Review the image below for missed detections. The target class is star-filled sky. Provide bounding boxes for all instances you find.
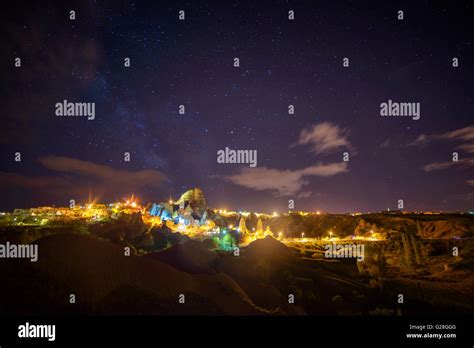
[1,0,473,213]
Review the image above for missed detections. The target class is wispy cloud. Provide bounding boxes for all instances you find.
[219,162,348,197]
[38,156,167,187]
[423,161,456,172]
[456,143,474,154]
[216,122,351,196]
[297,191,312,198]
[441,126,474,144]
[423,158,474,172]
[415,126,474,186]
[296,122,353,155]
[411,125,474,153]
[0,156,167,199]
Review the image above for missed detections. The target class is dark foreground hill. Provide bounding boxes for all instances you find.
[1,231,474,316]
[0,233,268,315]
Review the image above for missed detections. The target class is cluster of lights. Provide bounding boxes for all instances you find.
[216,209,280,218]
[4,194,395,243]
[216,209,232,216]
[215,208,287,218]
[124,200,138,207]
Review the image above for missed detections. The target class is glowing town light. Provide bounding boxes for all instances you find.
[301,232,304,238]
[131,202,137,207]
[228,224,233,229]
[273,212,278,217]
[316,211,320,215]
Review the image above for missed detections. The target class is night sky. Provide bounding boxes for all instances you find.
[1,0,473,213]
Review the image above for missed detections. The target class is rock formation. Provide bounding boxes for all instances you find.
[264,226,274,237]
[238,216,249,234]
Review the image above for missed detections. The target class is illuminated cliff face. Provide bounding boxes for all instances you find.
[176,188,206,209]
